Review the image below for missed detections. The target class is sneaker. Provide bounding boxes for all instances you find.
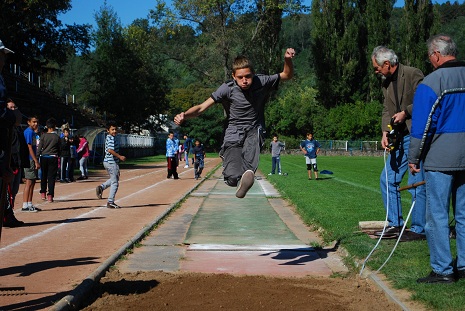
[4,214,25,227]
[278,172,282,175]
[107,202,121,209]
[417,271,455,284]
[236,170,255,199]
[96,185,103,199]
[21,205,40,212]
[184,165,189,168]
[77,176,85,180]
[40,192,46,200]
[268,173,274,175]
[374,226,403,238]
[47,194,53,203]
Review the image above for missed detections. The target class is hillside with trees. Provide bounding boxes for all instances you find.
[2,0,465,150]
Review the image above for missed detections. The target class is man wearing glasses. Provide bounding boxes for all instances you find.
[371,46,426,242]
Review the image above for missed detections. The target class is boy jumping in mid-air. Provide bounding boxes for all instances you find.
[96,121,126,208]
[174,48,295,198]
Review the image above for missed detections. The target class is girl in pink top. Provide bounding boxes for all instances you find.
[76,135,90,180]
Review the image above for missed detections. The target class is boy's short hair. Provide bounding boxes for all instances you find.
[63,128,70,133]
[46,118,57,129]
[106,120,118,129]
[232,55,254,74]
[27,115,38,121]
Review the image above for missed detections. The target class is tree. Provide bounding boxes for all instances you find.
[0,0,91,69]
[311,0,368,108]
[90,4,169,132]
[265,85,324,137]
[394,0,437,73]
[365,0,395,102]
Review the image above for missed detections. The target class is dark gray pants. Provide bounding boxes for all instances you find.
[220,125,264,187]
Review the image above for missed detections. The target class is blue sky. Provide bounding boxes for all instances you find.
[59,0,460,28]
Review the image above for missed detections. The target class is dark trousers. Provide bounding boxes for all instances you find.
[221,125,263,187]
[166,157,178,179]
[40,156,58,196]
[60,156,70,180]
[194,158,204,178]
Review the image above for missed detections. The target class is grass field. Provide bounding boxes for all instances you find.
[259,154,463,311]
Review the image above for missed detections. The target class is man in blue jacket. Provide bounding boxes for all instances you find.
[409,34,465,284]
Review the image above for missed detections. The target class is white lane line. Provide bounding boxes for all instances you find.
[1,160,217,252]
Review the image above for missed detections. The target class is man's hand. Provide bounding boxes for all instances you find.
[392,111,407,124]
[409,163,421,174]
[381,132,389,150]
[174,112,185,125]
[284,48,295,59]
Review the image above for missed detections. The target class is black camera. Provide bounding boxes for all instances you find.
[387,118,400,151]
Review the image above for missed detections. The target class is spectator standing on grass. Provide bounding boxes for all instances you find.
[371,45,426,242]
[38,118,60,203]
[192,139,205,180]
[174,48,295,198]
[59,128,71,183]
[300,132,320,180]
[409,34,465,283]
[166,132,179,179]
[96,121,126,209]
[76,135,89,180]
[22,115,41,212]
[269,135,285,175]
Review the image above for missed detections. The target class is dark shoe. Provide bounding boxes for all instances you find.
[4,214,24,227]
[60,180,67,183]
[417,271,455,284]
[456,269,465,280]
[399,231,427,242]
[374,226,402,238]
[77,176,85,180]
[107,202,121,209]
[236,170,255,198]
[21,205,40,213]
[96,185,103,199]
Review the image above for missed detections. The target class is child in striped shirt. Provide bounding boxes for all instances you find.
[96,120,126,208]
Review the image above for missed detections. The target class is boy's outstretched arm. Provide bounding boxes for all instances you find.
[279,48,295,81]
[174,97,216,125]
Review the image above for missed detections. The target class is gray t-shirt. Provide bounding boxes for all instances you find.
[270,141,285,157]
[211,74,280,128]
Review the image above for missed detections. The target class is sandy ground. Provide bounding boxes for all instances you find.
[80,270,402,311]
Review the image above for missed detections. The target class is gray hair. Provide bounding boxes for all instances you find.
[427,34,457,57]
[372,46,399,66]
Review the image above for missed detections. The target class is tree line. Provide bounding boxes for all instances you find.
[1,0,465,150]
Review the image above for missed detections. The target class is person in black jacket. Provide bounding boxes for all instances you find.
[59,128,71,183]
